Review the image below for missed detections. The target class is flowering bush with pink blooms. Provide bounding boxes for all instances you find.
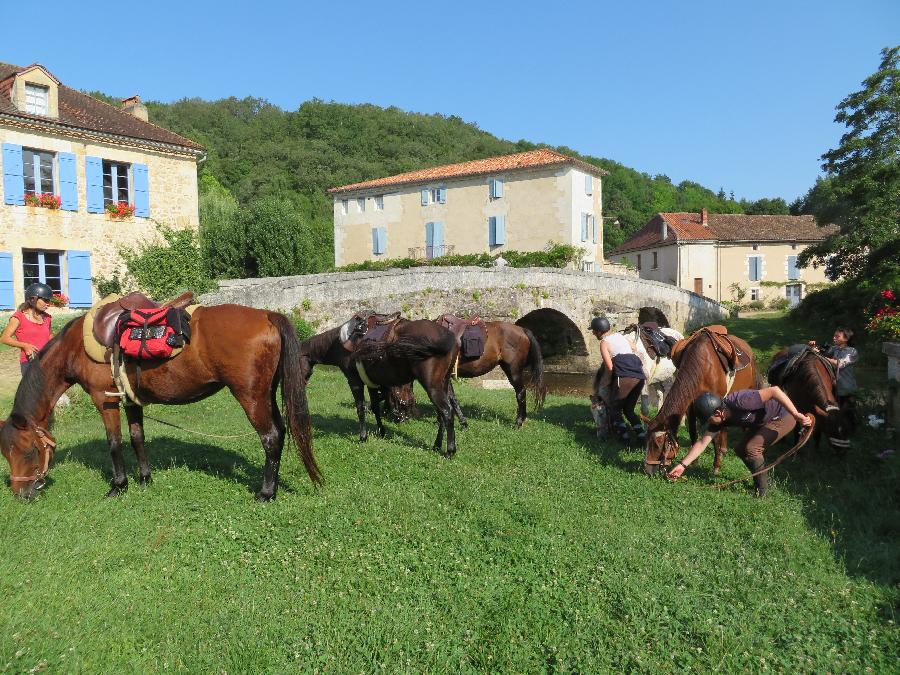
[867,289,900,341]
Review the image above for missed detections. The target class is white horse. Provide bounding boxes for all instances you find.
[590,326,683,438]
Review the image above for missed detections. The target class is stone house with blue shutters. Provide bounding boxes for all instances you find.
[0,62,203,310]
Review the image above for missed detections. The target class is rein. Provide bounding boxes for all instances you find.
[143,413,259,440]
[709,421,815,490]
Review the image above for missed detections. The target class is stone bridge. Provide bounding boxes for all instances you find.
[201,267,727,372]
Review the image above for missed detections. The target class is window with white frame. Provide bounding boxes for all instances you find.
[357,197,366,212]
[24,84,49,115]
[430,187,446,204]
[374,195,384,211]
[23,149,55,195]
[22,250,63,294]
[102,160,130,205]
[581,261,593,272]
[750,288,760,301]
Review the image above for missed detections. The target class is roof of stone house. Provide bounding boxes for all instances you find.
[328,148,608,194]
[0,62,203,152]
[609,212,839,255]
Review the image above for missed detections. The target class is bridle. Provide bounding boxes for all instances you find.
[8,424,57,484]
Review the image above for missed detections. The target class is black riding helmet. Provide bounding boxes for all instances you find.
[589,316,611,334]
[24,282,53,302]
[693,392,724,423]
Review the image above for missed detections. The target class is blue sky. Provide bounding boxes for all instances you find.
[3,1,897,201]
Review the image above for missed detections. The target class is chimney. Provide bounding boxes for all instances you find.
[701,208,709,227]
[121,95,148,122]
[660,217,668,240]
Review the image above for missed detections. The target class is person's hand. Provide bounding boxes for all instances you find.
[666,462,686,480]
[23,343,38,358]
[795,413,813,427]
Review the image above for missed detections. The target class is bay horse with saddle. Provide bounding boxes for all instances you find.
[1,292,321,500]
[643,325,761,475]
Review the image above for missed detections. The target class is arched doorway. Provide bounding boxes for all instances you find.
[516,308,589,372]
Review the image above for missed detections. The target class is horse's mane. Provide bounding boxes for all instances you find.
[791,354,836,406]
[300,326,341,363]
[648,338,710,429]
[11,318,78,420]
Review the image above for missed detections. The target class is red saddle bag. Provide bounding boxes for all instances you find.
[117,307,179,359]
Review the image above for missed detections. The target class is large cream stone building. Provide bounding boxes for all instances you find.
[0,62,203,308]
[610,210,837,306]
[329,149,609,271]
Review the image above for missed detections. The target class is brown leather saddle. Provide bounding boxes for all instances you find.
[93,291,196,348]
[359,311,402,344]
[671,325,750,373]
[436,314,484,340]
[624,322,659,359]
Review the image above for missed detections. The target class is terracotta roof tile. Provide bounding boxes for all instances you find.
[328,148,607,193]
[0,62,203,152]
[610,212,838,255]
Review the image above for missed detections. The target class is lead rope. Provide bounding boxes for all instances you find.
[708,421,815,490]
[142,413,258,440]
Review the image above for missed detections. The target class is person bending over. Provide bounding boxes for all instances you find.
[666,387,812,496]
[589,316,647,442]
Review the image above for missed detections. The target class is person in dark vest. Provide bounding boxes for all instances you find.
[666,388,812,496]
[590,316,646,441]
[1,283,53,375]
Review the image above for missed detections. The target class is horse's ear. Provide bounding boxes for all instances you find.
[9,413,28,430]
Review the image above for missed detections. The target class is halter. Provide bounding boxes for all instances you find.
[8,424,57,484]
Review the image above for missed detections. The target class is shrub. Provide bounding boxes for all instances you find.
[767,296,790,311]
[119,224,215,299]
[746,300,765,311]
[94,273,124,298]
[290,309,315,340]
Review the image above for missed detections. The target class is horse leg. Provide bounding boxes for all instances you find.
[91,393,127,497]
[124,405,151,486]
[713,430,727,476]
[449,381,468,430]
[350,381,368,442]
[500,362,527,427]
[641,393,650,418]
[233,388,286,501]
[369,387,386,437]
[422,377,455,457]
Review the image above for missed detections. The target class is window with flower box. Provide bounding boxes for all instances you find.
[102,160,130,206]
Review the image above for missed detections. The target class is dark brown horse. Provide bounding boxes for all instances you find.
[442,321,546,428]
[643,331,761,475]
[1,305,321,500]
[346,316,460,456]
[771,347,850,454]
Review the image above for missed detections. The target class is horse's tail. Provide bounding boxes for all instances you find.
[270,312,322,486]
[355,331,457,362]
[522,327,546,411]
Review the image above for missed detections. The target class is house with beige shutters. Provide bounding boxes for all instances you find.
[0,62,203,309]
[329,149,608,271]
[609,209,837,307]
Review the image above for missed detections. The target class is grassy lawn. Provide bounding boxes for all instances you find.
[0,314,897,672]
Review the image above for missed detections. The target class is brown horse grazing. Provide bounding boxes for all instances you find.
[770,347,850,454]
[643,330,761,475]
[1,305,321,501]
[346,316,460,456]
[441,320,546,428]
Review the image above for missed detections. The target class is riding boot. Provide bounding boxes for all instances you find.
[745,455,769,498]
[632,423,646,442]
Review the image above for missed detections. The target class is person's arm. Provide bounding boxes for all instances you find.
[758,386,812,426]
[666,431,715,478]
[835,348,858,369]
[0,316,38,356]
[601,340,613,372]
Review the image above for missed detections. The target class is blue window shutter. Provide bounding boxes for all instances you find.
[0,252,14,309]
[788,255,798,280]
[378,227,387,254]
[433,221,444,253]
[2,143,25,206]
[495,215,506,245]
[421,188,429,206]
[496,179,503,198]
[85,156,104,213]
[133,163,149,217]
[372,227,379,254]
[67,250,92,308]
[425,221,434,249]
[488,217,496,246]
[58,152,78,211]
[489,179,496,199]
[592,215,598,244]
[581,214,588,242]
[585,174,592,195]
[594,262,601,273]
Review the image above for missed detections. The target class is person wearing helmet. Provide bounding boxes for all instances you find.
[666,387,812,496]
[1,282,54,374]
[589,316,646,441]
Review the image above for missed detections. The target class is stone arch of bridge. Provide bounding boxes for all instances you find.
[515,307,589,372]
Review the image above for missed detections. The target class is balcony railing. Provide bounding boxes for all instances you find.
[408,245,456,260]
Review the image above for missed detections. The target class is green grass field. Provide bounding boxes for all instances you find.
[0,314,897,672]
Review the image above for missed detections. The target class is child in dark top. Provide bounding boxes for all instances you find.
[1,283,53,374]
[666,387,812,496]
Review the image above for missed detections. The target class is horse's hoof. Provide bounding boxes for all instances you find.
[459,421,469,431]
[713,467,721,476]
[445,450,456,459]
[515,419,527,428]
[139,474,152,487]
[256,492,275,502]
[106,483,127,498]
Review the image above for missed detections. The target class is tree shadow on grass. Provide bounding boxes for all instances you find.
[310,412,445,456]
[54,435,312,497]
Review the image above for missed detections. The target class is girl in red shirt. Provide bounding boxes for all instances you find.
[1,283,54,374]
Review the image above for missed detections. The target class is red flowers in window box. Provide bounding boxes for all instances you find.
[106,201,135,219]
[49,293,69,308]
[24,193,62,209]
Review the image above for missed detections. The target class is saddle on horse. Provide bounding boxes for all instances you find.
[361,311,402,344]
[91,291,196,351]
[671,325,750,373]
[436,314,486,360]
[626,322,678,360]
[768,344,835,386]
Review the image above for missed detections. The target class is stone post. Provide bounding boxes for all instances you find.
[883,342,900,431]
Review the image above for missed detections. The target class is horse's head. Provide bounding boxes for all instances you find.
[1,414,57,500]
[643,416,679,476]
[388,384,421,423]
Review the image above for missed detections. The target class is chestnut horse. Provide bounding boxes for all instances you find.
[771,347,850,454]
[643,332,761,475]
[1,305,321,501]
[345,316,460,456]
[445,321,546,428]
